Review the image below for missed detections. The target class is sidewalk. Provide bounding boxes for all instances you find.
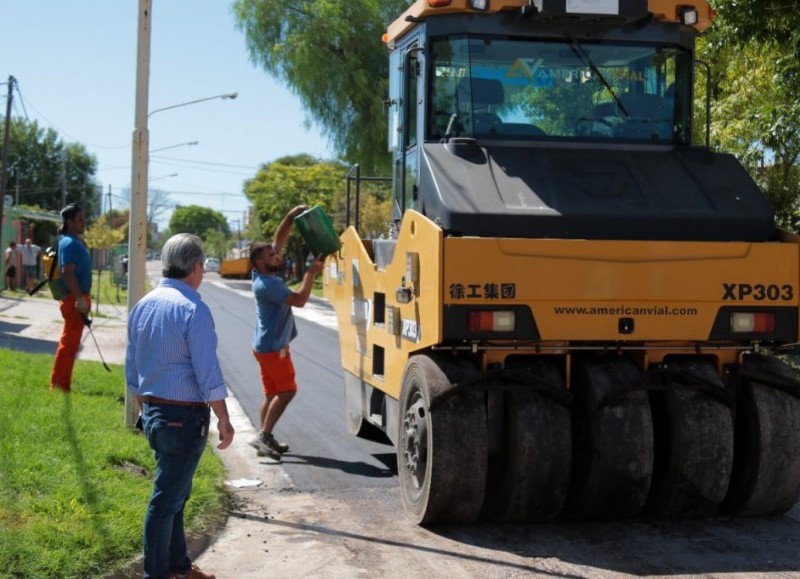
[0,288,363,579]
[0,291,128,365]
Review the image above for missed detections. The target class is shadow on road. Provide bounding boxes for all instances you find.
[229,510,582,578]
[280,453,394,478]
[430,515,800,576]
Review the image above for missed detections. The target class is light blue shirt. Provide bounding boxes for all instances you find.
[125,278,228,403]
[252,270,295,353]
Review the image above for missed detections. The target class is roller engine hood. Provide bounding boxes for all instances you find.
[416,142,775,242]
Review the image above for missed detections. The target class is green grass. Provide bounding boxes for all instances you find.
[0,350,228,579]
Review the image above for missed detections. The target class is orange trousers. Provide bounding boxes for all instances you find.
[50,294,91,392]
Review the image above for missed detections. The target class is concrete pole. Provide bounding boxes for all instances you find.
[125,0,152,427]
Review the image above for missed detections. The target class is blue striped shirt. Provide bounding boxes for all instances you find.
[125,278,228,403]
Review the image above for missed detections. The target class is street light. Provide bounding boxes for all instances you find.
[130,86,236,301]
[149,172,178,182]
[150,140,199,153]
[148,92,237,118]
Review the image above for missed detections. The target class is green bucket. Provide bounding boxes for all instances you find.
[294,206,341,256]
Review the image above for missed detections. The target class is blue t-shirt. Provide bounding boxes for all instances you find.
[58,233,92,294]
[252,270,295,353]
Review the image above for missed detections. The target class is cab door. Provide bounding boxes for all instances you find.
[388,36,423,229]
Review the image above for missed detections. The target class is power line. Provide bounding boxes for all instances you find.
[151,154,259,170]
[165,189,246,197]
[14,84,128,150]
[13,83,29,120]
[154,164,252,177]
[149,158,253,177]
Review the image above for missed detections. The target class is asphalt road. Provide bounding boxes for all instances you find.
[198,272,800,578]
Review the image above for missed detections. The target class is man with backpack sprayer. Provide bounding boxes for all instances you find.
[50,204,92,392]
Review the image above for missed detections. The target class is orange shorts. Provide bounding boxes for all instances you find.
[253,347,297,396]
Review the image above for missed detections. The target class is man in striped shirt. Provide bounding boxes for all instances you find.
[126,233,234,579]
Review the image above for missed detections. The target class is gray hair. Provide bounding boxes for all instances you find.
[161,233,205,279]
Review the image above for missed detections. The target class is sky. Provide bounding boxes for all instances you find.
[1,1,334,233]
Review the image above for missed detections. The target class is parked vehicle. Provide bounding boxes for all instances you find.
[203,257,220,273]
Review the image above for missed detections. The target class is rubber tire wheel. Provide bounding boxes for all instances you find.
[566,357,653,520]
[645,359,734,518]
[725,354,800,516]
[483,361,571,522]
[397,355,487,525]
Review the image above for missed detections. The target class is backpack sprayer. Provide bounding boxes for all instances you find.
[27,246,62,298]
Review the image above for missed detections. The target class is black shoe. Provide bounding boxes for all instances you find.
[248,435,281,460]
[266,432,289,454]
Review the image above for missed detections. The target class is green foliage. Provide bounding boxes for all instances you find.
[3,117,101,216]
[0,350,226,578]
[711,0,800,93]
[84,214,126,252]
[168,205,230,240]
[203,228,232,260]
[711,0,800,46]
[700,5,800,229]
[232,0,410,175]
[344,185,393,238]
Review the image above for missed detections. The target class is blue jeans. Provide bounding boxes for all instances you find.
[142,403,210,579]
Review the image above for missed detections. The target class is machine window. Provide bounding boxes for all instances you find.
[428,36,691,144]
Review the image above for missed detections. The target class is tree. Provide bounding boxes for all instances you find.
[232,0,410,175]
[711,0,800,94]
[203,228,231,260]
[331,173,392,238]
[83,214,126,314]
[3,117,101,215]
[119,185,172,246]
[711,0,800,51]
[244,155,346,272]
[704,41,799,225]
[84,214,126,251]
[147,187,173,230]
[698,5,800,228]
[168,205,229,241]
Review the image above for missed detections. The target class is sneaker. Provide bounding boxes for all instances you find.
[266,432,290,454]
[169,564,216,579]
[249,434,281,460]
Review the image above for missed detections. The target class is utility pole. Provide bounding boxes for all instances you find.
[125,0,152,427]
[107,184,112,224]
[0,76,15,290]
